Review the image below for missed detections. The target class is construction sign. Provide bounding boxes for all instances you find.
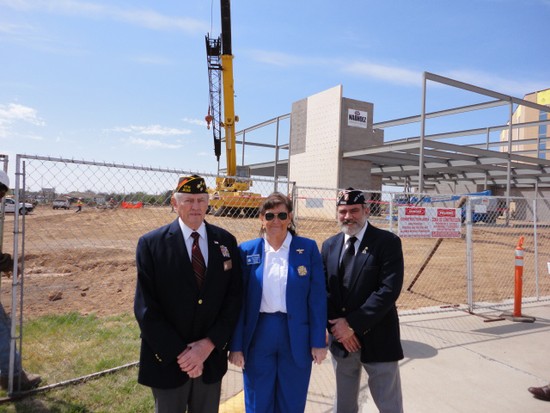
[398,206,461,238]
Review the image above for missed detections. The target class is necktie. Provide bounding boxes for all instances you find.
[340,236,357,288]
[191,232,206,289]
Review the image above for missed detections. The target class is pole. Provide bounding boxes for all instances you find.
[513,236,524,317]
[501,236,536,322]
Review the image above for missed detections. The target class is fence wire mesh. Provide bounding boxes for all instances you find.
[1,154,549,393]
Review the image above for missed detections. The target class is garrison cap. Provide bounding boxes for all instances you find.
[336,188,366,206]
[175,175,208,194]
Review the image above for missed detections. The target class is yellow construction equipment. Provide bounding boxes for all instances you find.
[205,0,263,217]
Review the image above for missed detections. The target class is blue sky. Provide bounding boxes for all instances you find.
[1,0,549,179]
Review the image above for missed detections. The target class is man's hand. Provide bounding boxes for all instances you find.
[177,338,215,377]
[329,318,355,342]
[228,351,245,368]
[340,334,361,353]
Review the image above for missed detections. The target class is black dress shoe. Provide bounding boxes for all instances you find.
[528,384,550,402]
[0,371,42,391]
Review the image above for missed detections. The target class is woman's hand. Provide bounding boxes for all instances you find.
[228,351,245,369]
[311,347,327,365]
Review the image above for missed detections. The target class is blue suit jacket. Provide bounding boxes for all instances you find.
[321,223,404,363]
[230,236,327,368]
[134,219,242,388]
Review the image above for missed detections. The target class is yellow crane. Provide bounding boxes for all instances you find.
[205,0,263,217]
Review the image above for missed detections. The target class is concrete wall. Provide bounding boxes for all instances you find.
[288,86,385,217]
[289,85,342,189]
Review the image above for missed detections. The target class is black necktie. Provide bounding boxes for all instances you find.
[340,236,357,288]
[191,232,206,289]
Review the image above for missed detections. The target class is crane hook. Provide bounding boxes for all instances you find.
[205,106,213,130]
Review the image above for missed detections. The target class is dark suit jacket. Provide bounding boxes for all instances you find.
[321,223,404,363]
[134,219,242,388]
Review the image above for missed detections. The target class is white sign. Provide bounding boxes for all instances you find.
[547,262,550,275]
[398,206,462,238]
[347,109,368,128]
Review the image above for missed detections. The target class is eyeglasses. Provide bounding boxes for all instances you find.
[264,212,288,221]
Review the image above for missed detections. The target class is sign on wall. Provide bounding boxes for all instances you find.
[347,109,368,128]
[398,206,461,238]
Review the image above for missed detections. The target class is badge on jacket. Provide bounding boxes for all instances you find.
[297,265,308,276]
[246,254,261,265]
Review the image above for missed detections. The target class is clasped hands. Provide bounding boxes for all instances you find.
[329,318,361,353]
[177,338,214,379]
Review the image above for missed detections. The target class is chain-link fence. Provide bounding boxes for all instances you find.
[1,154,550,393]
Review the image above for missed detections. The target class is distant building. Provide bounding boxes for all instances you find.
[500,88,550,160]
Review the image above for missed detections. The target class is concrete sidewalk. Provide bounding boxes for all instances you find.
[220,302,550,412]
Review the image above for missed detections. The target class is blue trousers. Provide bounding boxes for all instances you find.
[0,302,22,378]
[244,312,312,413]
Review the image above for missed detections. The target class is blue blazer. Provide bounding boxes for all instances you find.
[321,223,404,363]
[230,236,327,368]
[134,219,242,388]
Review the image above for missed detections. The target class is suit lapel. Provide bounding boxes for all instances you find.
[167,219,198,291]
[203,222,224,291]
[328,233,346,302]
[345,224,373,295]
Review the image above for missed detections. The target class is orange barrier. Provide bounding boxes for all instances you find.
[513,236,524,317]
[500,236,535,323]
[121,201,143,209]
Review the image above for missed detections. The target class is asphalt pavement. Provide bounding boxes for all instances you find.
[219,301,550,412]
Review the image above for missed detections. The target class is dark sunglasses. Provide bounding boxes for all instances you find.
[264,212,288,221]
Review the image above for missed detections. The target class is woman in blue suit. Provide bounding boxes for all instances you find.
[229,192,327,413]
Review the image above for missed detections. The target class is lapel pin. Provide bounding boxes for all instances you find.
[296,249,304,254]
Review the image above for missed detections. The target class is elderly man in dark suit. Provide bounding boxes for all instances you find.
[134,174,242,413]
[321,188,404,413]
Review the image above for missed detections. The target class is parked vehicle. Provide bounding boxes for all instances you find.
[2,198,34,215]
[52,198,71,210]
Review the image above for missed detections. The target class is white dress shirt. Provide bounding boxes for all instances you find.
[340,221,368,263]
[260,232,293,314]
[178,219,209,265]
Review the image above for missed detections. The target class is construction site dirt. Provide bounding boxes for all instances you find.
[1,206,549,320]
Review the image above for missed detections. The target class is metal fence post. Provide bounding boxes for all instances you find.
[533,198,539,299]
[466,197,474,312]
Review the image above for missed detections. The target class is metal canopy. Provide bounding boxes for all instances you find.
[344,139,550,188]
[242,72,550,191]
[347,72,550,191]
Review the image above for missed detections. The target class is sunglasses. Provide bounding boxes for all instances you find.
[264,212,288,221]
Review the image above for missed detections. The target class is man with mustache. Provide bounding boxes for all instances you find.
[321,188,404,413]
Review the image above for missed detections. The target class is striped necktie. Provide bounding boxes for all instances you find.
[191,232,206,289]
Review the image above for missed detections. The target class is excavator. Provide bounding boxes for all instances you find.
[204,0,263,217]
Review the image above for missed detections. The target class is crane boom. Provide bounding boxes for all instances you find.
[204,0,263,217]
[219,0,236,178]
[205,0,241,188]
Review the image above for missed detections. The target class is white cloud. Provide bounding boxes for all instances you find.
[247,50,311,67]
[125,137,182,149]
[0,103,45,138]
[0,103,44,125]
[182,117,206,127]
[247,49,422,86]
[0,0,207,33]
[343,62,421,86]
[444,69,549,97]
[111,125,191,136]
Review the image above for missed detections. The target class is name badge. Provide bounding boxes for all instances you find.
[246,254,261,265]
